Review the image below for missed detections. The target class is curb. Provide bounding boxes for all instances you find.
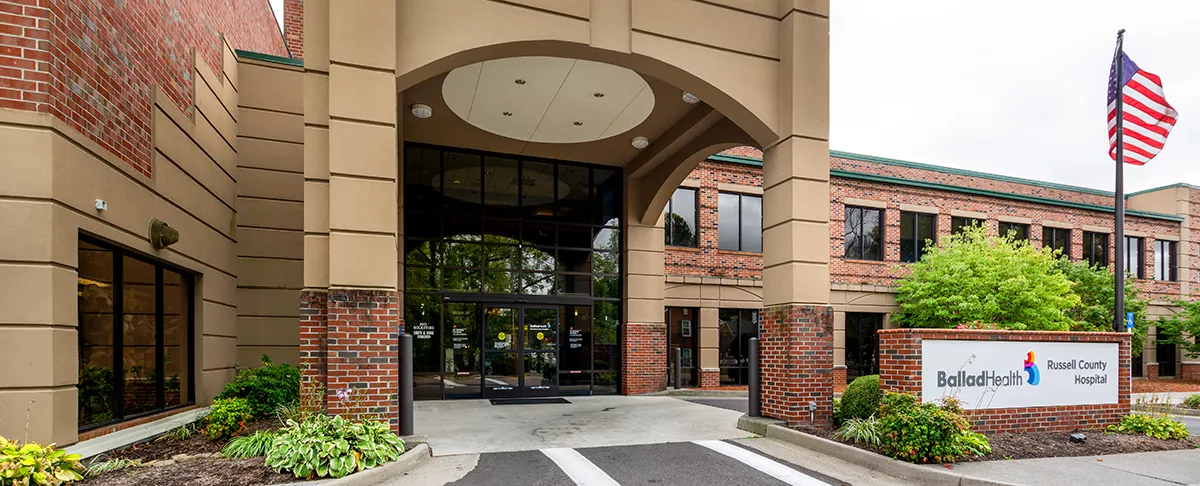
[737,416,1022,486]
[651,389,748,397]
[318,443,431,486]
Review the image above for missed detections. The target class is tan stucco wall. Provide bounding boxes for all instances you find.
[0,42,242,445]
[236,57,306,366]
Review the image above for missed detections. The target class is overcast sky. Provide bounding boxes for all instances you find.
[269,1,1197,193]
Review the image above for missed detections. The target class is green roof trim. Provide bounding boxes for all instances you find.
[235,49,303,67]
[1125,183,1197,198]
[830,150,1116,197]
[832,169,1185,222]
[707,153,763,167]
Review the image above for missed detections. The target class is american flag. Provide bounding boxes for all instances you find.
[1108,52,1177,165]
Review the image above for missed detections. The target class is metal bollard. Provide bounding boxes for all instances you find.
[400,333,414,436]
[674,347,683,389]
[748,337,760,417]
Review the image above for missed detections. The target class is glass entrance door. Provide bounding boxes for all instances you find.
[482,305,559,397]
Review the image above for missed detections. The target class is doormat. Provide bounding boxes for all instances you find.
[489,398,571,405]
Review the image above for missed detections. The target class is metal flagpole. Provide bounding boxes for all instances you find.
[1113,29,1126,333]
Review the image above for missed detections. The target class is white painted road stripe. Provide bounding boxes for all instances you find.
[692,440,827,486]
[541,448,621,486]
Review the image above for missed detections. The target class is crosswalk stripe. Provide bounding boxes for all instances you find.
[541,448,621,486]
[692,440,828,486]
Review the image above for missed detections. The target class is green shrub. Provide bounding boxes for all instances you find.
[0,435,85,485]
[1107,413,1190,440]
[876,393,989,463]
[266,415,405,479]
[221,431,278,459]
[216,356,301,419]
[833,417,882,447]
[831,398,844,426]
[1184,395,1200,409]
[840,375,880,421]
[203,398,254,442]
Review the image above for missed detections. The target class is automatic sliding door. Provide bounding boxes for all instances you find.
[444,303,482,399]
[522,307,558,396]
[483,306,520,397]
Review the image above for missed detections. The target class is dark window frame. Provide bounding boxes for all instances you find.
[1155,240,1178,281]
[718,192,763,252]
[717,308,759,386]
[1082,231,1109,268]
[843,206,884,261]
[899,211,937,263]
[998,222,1030,241]
[1042,226,1071,257]
[950,216,983,234]
[664,187,699,248]
[1123,236,1145,279]
[78,233,195,432]
[844,313,883,383]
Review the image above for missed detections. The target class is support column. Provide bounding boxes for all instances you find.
[698,306,721,387]
[301,0,402,432]
[622,210,667,394]
[759,1,834,428]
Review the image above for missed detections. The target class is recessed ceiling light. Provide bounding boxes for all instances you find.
[682,92,700,104]
[573,121,583,126]
[502,111,512,117]
[593,92,604,98]
[631,136,649,149]
[514,79,526,85]
[410,103,433,118]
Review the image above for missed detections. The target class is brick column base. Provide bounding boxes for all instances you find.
[759,305,834,428]
[299,288,403,433]
[700,369,720,388]
[1146,363,1160,380]
[1182,363,1200,381]
[622,322,667,394]
[833,365,847,386]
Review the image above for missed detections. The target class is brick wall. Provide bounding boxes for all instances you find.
[622,322,667,394]
[664,160,764,279]
[878,328,1131,433]
[283,0,301,59]
[27,0,289,177]
[759,304,835,427]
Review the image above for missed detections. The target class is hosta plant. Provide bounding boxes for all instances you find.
[265,414,405,479]
[1107,413,1190,440]
[0,436,85,485]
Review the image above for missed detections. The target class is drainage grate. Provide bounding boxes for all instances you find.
[489,397,571,405]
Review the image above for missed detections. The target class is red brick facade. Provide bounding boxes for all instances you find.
[1,0,287,176]
[878,328,1131,433]
[759,304,834,427]
[664,160,764,278]
[283,0,302,59]
[300,289,403,433]
[622,322,667,394]
[700,369,720,388]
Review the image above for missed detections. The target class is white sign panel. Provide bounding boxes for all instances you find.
[921,340,1119,410]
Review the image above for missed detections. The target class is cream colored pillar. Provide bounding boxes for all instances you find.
[698,307,720,387]
[622,208,667,394]
[301,0,402,431]
[758,0,834,427]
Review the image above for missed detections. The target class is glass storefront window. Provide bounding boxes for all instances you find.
[717,309,759,385]
[844,313,883,383]
[78,236,193,430]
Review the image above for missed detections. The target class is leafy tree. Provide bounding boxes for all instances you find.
[1057,259,1148,356]
[666,213,696,247]
[1154,300,1200,359]
[893,226,1080,330]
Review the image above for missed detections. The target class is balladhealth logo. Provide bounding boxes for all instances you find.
[1023,350,1041,386]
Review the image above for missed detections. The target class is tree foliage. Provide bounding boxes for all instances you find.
[893,226,1080,330]
[1057,259,1147,356]
[1155,299,1200,359]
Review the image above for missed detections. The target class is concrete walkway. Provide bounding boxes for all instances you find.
[412,395,746,456]
[950,449,1200,486]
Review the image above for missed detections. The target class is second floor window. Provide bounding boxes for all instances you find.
[1043,227,1070,257]
[951,216,983,234]
[998,222,1030,241]
[899,212,936,263]
[1083,231,1108,267]
[1124,236,1145,279]
[1155,240,1178,281]
[718,193,763,252]
[844,206,883,261]
[664,188,698,247]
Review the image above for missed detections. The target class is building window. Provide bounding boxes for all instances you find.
[950,216,983,234]
[899,212,936,263]
[1082,231,1108,267]
[844,206,883,261]
[665,188,698,247]
[78,235,194,430]
[998,222,1029,241]
[1042,227,1070,257]
[666,307,699,387]
[1156,327,1177,377]
[844,313,883,383]
[1123,236,1144,279]
[1155,240,1178,281]
[717,309,759,385]
[717,193,763,252]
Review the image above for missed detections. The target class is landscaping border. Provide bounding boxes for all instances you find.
[317,443,431,486]
[737,416,1021,486]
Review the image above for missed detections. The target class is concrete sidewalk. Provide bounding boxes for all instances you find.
[949,449,1200,486]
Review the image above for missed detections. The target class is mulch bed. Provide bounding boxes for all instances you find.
[797,424,1199,464]
[1133,379,1200,394]
[79,419,299,486]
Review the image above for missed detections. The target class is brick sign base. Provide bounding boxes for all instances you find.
[879,329,1131,433]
